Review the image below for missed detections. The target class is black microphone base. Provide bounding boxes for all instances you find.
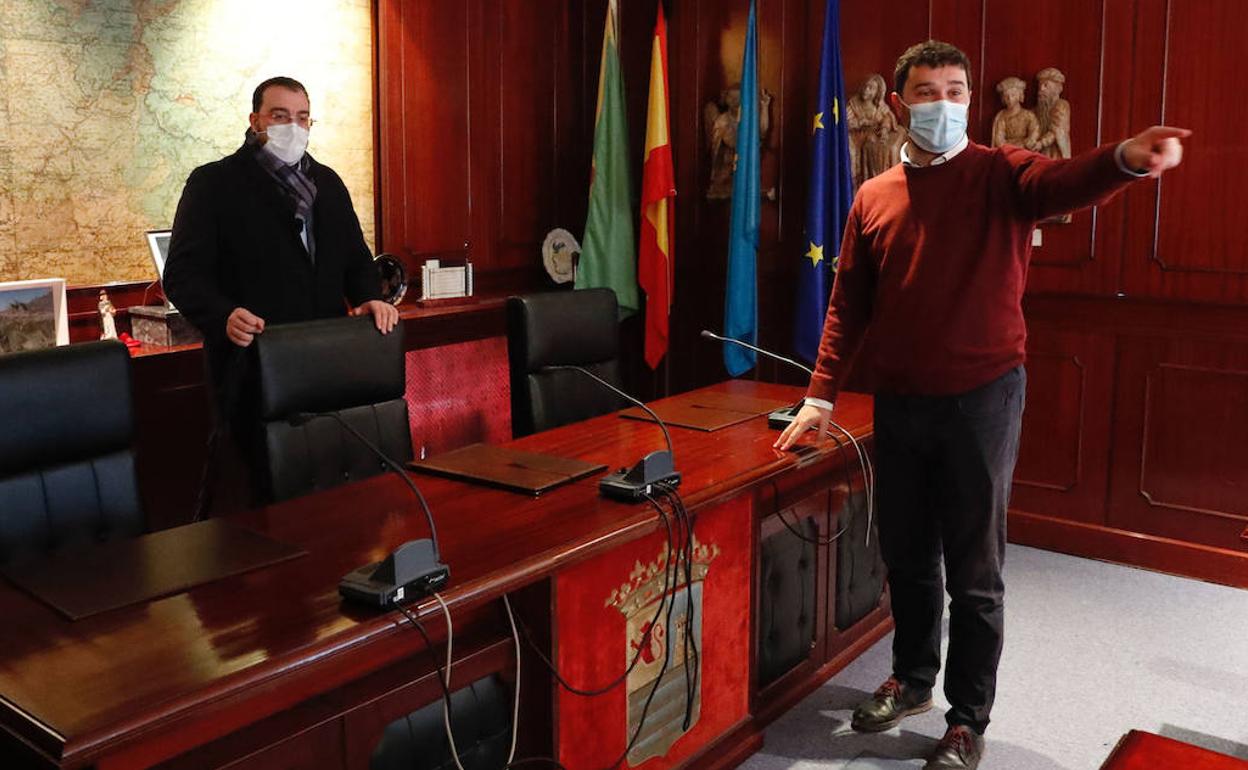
[767,402,804,431]
[599,470,682,501]
[339,538,450,608]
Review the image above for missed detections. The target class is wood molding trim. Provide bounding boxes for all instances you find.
[1008,508,1248,588]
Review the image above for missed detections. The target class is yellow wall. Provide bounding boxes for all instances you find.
[0,0,375,286]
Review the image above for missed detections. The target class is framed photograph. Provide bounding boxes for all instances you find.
[0,278,69,354]
[145,229,175,309]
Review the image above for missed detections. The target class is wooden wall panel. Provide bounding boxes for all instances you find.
[377,0,578,297]
[981,0,1119,295]
[1121,0,1248,304]
[378,0,473,259]
[1108,334,1248,551]
[1011,326,1115,525]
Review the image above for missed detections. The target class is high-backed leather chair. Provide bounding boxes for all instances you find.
[0,341,143,565]
[254,315,412,502]
[371,675,512,770]
[505,288,625,438]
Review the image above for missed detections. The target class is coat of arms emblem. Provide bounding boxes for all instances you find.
[605,535,720,764]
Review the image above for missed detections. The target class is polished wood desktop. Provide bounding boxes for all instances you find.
[0,381,885,770]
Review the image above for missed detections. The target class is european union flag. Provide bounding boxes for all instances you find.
[723,0,760,376]
[793,0,854,363]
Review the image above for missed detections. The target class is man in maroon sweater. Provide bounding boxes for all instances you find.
[775,41,1188,769]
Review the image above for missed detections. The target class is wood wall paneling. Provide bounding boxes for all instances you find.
[1108,334,1248,551]
[1011,326,1115,525]
[1121,0,1248,304]
[983,0,1108,286]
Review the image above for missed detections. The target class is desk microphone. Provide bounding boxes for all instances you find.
[541,365,681,501]
[289,411,450,606]
[700,329,810,430]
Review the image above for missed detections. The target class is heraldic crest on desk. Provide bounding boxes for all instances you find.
[606,536,721,763]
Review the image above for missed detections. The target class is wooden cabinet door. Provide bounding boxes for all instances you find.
[1107,333,1248,552]
[1012,324,1115,525]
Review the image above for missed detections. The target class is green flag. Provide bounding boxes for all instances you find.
[576,0,638,318]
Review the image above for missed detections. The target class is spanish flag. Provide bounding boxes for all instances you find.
[638,3,675,369]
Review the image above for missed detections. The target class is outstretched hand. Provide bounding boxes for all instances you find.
[1121,126,1192,178]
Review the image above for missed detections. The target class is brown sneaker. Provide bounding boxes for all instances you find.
[850,676,934,732]
[924,725,985,769]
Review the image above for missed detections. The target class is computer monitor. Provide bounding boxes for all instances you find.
[144,229,175,310]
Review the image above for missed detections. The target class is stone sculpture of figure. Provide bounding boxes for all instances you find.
[1034,67,1071,160]
[1034,67,1073,222]
[991,76,1041,150]
[847,73,902,191]
[98,290,117,340]
[704,84,772,200]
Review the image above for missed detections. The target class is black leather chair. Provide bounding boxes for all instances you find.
[505,288,625,438]
[835,490,886,630]
[0,341,143,565]
[371,675,512,770]
[253,315,412,503]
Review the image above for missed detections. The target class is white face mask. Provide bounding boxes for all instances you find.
[904,99,968,154]
[261,123,309,165]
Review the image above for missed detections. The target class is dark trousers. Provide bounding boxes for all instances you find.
[873,365,1025,734]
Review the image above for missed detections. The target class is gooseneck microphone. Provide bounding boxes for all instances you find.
[700,329,814,376]
[700,329,811,429]
[290,410,450,605]
[542,365,681,501]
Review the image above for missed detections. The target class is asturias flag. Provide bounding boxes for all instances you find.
[792,0,854,363]
[639,3,675,369]
[723,0,761,377]
[576,0,639,318]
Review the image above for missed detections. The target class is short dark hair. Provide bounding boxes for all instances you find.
[251,76,309,112]
[893,40,973,95]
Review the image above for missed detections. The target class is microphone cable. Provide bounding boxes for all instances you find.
[653,483,699,732]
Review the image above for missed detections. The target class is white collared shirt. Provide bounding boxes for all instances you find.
[900,134,970,167]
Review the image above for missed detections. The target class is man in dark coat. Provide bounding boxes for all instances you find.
[164,76,398,504]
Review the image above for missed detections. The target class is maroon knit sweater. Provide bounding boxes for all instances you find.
[806,141,1137,403]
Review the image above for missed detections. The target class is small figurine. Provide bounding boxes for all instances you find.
[992,76,1041,150]
[98,290,117,340]
[847,73,904,191]
[703,84,772,200]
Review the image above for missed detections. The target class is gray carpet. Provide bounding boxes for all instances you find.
[743,544,1248,770]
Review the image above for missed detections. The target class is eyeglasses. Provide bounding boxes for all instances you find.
[263,109,314,128]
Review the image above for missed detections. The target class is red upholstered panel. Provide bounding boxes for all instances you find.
[404,337,512,457]
[554,496,753,769]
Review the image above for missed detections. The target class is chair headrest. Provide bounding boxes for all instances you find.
[0,341,133,475]
[255,315,406,420]
[506,289,619,372]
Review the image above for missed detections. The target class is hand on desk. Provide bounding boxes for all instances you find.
[774,403,831,451]
[226,307,265,347]
[352,299,399,334]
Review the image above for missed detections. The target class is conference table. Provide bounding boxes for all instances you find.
[0,380,888,770]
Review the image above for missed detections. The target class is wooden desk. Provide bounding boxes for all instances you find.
[0,381,886,769]
[1101,730,1248,769]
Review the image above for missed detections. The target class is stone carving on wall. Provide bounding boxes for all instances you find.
[703,84,772,200]
[991,76,1041,151]
[847,73,904,192]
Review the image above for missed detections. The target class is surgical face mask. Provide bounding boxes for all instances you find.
[261,123,309,165]
[903,99,968,154]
